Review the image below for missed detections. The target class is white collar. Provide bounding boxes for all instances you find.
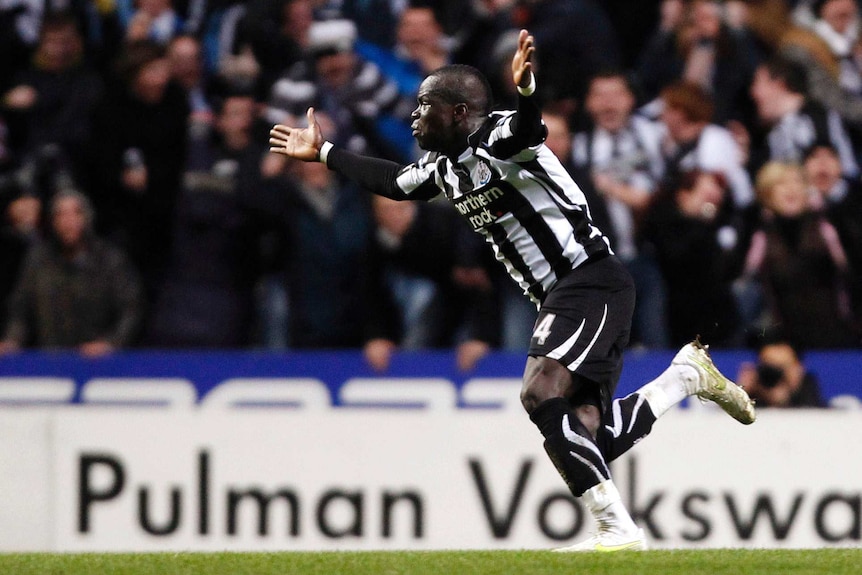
[812,18,859,57]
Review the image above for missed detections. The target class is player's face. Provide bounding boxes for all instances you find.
[411,76,457,152]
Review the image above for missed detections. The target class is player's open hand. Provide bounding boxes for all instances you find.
[512,29,535,91]
[269,107,323,162]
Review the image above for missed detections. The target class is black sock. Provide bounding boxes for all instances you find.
[529,397,610,497]
[596,393,658,462]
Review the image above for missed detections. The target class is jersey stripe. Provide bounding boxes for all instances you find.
[487,223,545,302]
[396,108,612,304]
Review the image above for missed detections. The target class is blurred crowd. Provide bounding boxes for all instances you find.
[1,0,862,370]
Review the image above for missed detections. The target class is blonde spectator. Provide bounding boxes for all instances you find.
[742,161,859,349]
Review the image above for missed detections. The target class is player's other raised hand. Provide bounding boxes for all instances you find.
[512,29,535,91]
[269,107,323,162]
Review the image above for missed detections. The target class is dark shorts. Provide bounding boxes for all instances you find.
[528,255,636,410]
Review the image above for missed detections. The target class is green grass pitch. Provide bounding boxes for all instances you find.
[1,549,860,575]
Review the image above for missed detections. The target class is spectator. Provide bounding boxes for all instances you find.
[355,5,455,160]
[658,80,754,209]
[244,114,374,349]
[742,161,859,349]
[515,0,623,107]
[119,0,187,45]
[168,33,210,108]
[637,0,758,124]
[393,5,451,76]
[482,28,523,110]
[91,40,189,306]
[0,2,97,66]
[266,19,415,162]
[803,142,862,326]
[451,0,517,80]
[337,0,402,49]
[743,0,862,128]
[602,0,662,69]
[146,92,262,347]
[0,188,143,356]
[364,195,497,371]
[749,55,859,178]
[0,193,40,334]
[642,170,744,347]
[1,11,104,188]
[280,159,372,349]
[806,0,862,98]
[194,0,248,79]
[737,336,827,407]
[356,5,452,104]
[570,71,669,348]
[235,0,314,96]
[167,34,214,134]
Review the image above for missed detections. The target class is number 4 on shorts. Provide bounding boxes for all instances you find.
[532,313,556,346]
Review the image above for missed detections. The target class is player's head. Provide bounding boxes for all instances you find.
[412,65,492,155]
[427,65,493,117]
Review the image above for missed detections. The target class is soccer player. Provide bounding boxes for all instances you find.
[269,29,756,552]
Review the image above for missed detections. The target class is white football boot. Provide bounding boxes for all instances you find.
[553,527,647,553]
[674,338,756,424]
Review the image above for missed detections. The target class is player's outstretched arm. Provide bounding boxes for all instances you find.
[512,29,535,91]
[269,107,323,162]
[500,29,544,151]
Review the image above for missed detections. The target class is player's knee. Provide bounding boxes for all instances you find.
[520,386,543,414]
[520,357,571,414]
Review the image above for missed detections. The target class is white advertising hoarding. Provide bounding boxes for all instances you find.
[0,408,859,551]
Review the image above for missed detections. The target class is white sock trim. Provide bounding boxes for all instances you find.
[582,480,621,513]
[638,364,699,417]
[582,480,639,535]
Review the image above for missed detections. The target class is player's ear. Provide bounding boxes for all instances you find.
[453,102,468,121]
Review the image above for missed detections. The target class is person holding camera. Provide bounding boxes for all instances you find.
[737,337,826,408]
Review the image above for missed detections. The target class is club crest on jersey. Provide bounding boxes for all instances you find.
[477,162,492,185]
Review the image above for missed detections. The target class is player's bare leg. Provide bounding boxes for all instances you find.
[523,338,756,552]
[521,356,646,552]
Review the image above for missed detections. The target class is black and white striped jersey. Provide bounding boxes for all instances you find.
[326,98,613,307]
